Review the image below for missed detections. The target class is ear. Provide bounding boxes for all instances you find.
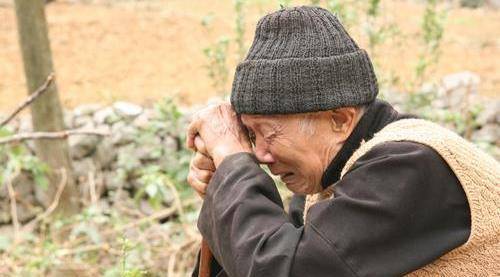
[330,107,359,142]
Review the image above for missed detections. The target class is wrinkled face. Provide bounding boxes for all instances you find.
[240,112,342,195]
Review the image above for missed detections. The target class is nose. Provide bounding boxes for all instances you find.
[253,142,275,164]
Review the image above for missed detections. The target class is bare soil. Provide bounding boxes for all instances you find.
[1,0,498,112]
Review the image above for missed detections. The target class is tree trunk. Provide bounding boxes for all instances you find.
[13,0,78,215]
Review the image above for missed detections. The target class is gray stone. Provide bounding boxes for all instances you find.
[73,115,95,129]
[17,195,42,223]
[94,137,117,169]
[93,107,121,125]
[476,101,500,126]
[72,158,96,180]
[132,109,154,129]
[471,124,499,144]
[135,139,162,161]
[103,171,122,191]
[0,202,11,224]
[111,122,137,146]
[113,101,143,120]
[439,71,480,108]
[0,194,41,223]
[0,172,34,199]
[69,132,100,159]
[73,104,102,117]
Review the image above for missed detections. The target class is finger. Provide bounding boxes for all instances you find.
[194,136,209,156]
[195,169,213,184]
[186,115,201,151]
[193,152,216,171]
[190,158,214,183]
[187,172,208,198]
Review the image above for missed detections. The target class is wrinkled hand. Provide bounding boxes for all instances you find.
[186,103,252,167]
[187,136,215,198]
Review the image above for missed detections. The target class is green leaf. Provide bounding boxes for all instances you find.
[145,184,158,198]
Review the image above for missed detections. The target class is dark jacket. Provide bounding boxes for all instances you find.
[193,100,471,277]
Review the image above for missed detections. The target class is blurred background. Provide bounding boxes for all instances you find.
[0,0,498,276]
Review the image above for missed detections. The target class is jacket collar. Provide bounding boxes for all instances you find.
[320,99,411,189]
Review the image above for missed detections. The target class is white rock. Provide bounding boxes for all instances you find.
[113,101,143,119]
[93,107,119,125]
[439,71,480,108]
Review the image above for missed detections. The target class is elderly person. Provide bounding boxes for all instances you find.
[187,6,499,277]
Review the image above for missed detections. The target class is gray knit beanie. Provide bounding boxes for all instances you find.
[230,6,378,114]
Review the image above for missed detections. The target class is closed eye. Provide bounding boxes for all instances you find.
[248,129,256,146]
[264,133,276,145]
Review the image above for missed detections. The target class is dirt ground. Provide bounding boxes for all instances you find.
[0,0,499,112]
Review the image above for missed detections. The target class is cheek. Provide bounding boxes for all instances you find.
[292,158,324,192]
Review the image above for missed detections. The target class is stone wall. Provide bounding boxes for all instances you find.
[0,81,498,225]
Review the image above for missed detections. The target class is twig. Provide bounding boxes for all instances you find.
[22,168,67,233]
[0,73,55,127]
[88,171,98,205]
[65,198,199,249]
[112,205,177,235]
[165,179,199,240]
[56,243,114,257]
[168,251,176,277]
[0,129,109,145]
[6,168,21,241]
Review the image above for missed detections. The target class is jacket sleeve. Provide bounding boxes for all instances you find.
[197,141,470,277]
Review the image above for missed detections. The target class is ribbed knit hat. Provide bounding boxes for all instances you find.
[230,6,378,114]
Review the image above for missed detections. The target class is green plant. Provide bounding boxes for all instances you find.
[119,237,147,277]
[413,0,446,88]
[278,0,293,8]
[0,127,49,190]
[326,0,359,29]
[203,37,230,96]
[201,13,231,96]
[132,98,192,207]
[234,0,247,62]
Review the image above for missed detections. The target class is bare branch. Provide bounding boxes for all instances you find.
[22,168,67,233]
[6,168,21,241]
[0,73,55,127]
[0,129,110,145]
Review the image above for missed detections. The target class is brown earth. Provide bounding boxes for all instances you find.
[0,0,499,112]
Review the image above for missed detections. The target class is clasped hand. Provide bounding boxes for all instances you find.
[186,103,252,197]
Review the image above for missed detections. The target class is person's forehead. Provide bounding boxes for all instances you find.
[240,114,283,128]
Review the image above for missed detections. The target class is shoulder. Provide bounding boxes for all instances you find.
[347,140,451,176]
